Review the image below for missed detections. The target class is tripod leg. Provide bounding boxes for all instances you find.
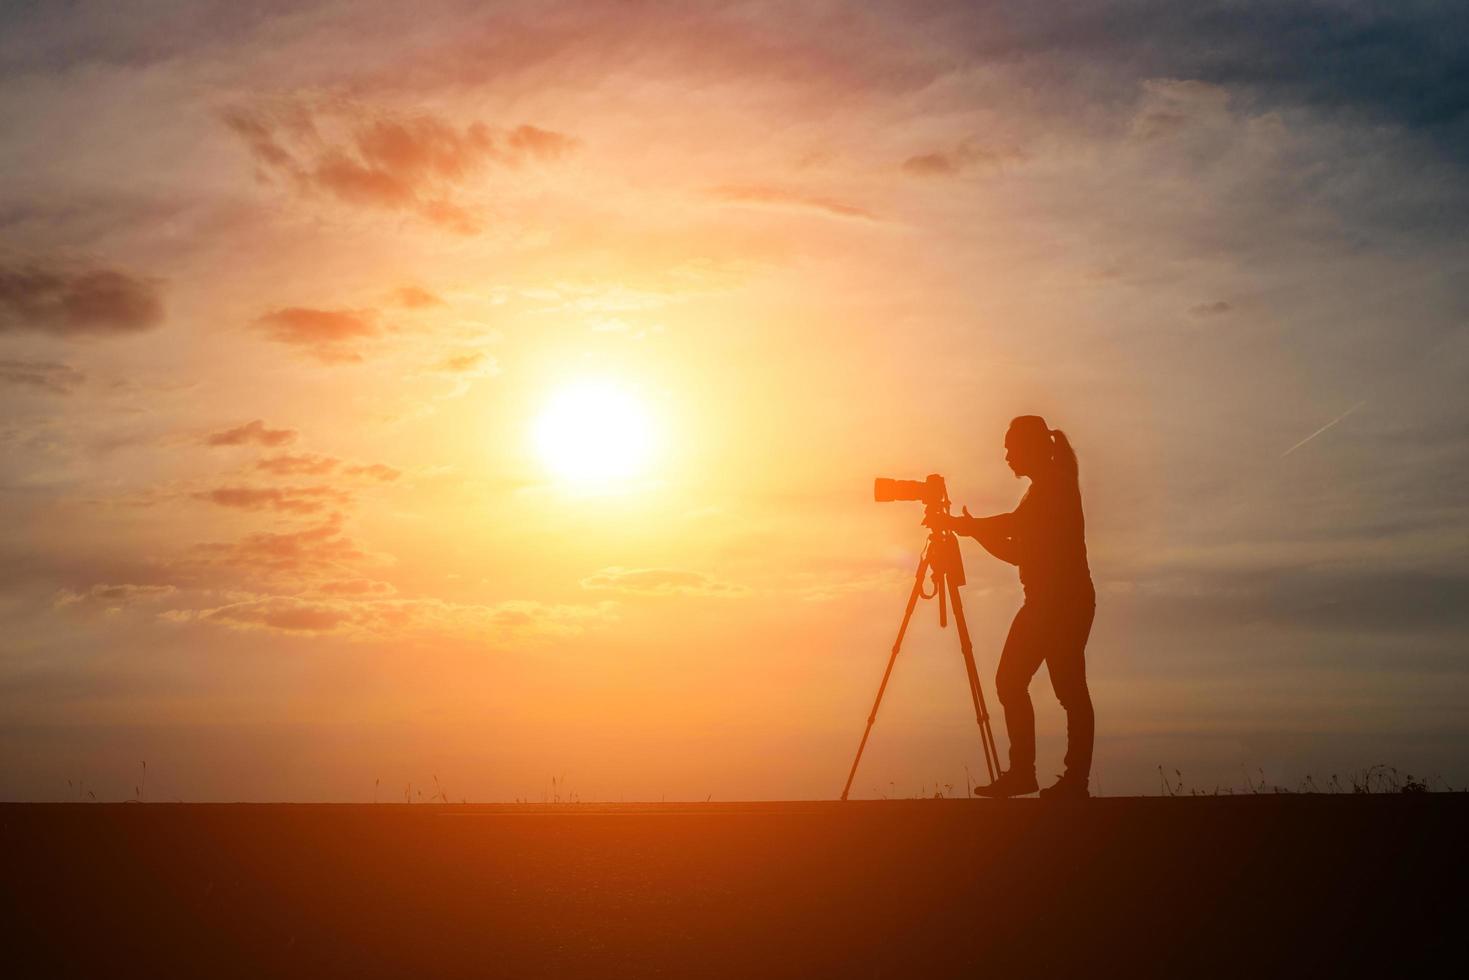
[840,554,930,801]
[947,577,1000,783]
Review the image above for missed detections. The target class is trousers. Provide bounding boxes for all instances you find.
[995,590,1096,778]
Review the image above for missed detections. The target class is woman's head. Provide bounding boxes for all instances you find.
[1005,415,1078,481]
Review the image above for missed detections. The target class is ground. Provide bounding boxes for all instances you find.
[6,797,1466,976]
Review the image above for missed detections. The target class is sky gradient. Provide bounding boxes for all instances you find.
[2,0,1467,801]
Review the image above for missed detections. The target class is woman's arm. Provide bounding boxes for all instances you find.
[929,510,1020,565]
[967,515,1019,565]
[957,512,1014,538]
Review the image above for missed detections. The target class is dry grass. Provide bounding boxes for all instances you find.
[1158,764,1449,796]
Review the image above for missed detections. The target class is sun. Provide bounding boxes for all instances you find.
[533,379,658,487]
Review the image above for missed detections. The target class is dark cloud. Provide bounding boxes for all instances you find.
[902,141,1026,177]
[0,2,292,74]
[580,566,749,598]
[710,185,877,221]
[329,3,1468,167]
[1127,562,1469,638]
[222,101,578,234]
[19,3,1469,164]
[1190,301,1232,318]
[193,485,351,514]
[0,359,84,394]
[902,152,962,177]
[0,545,179,600]
[256,453,340,476]
[206,420,298,447]
[928,1,1469,161]
[54,583,177,610]
[252,307,377,363]
[0,260,163,337]
[1279,567,1469,635]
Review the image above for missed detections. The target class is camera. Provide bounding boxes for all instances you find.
[875,473,963,585]
[874,474,948,507]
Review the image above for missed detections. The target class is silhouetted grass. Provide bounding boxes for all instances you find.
[1159,764,1450,796]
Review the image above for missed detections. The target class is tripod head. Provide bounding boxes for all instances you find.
[872,472,968,625]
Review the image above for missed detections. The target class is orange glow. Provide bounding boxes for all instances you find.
[3,2,1461,805]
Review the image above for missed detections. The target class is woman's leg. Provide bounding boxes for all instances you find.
[996,604,1047,773]
[1045,600,1097,780]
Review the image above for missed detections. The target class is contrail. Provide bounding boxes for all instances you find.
[1281,401,1366,457]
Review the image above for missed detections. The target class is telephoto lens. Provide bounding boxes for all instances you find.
[874,474,945,504]
[875,477,925,502]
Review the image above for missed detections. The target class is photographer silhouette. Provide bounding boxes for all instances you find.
[926,416,1096,799]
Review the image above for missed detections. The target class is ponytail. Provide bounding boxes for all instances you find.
[1050,428,1079,481]
[1008,415,1079,481]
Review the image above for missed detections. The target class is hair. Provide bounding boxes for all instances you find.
[1009,415,1078,481]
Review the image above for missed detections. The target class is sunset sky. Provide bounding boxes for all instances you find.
[3,1,1466,801]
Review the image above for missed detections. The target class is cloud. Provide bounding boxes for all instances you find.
[503,124,579,161]
[222,101,579,234]
[54,583,177,611]
[394,286,443,308]
[427,348,500,400]
[438,351,489,372]
[205,419,298,447]
[900,152,964,177]
[902,141,1026,177]
[256,453,340,476]
[195,597,353,633]
[1189,300,1232,317]
[163,592,614,640]
[926,3,1469,161]
[580,566,750,598]
[0,359,84,394]
[0,260,163,337]
[193,485,351,514]
[1129,78,1233,141]
[709,184,878,221]
[431,351,500,399]
[252,307,377,364]
[249,455,397,482]
[192,513,365,573]
[313,578,396,597]
[1120,560,1469,639]
[342,463,400,482]
[790,567,916,602]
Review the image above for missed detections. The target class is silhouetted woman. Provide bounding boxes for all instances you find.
[932,415,1096,799]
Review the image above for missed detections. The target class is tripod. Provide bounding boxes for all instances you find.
[840,525,1001,800]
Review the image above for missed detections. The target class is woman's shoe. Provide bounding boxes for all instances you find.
[973,768,1039,798]
[1038,772,1090,800]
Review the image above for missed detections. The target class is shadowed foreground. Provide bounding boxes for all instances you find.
[7,797,1465,976]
